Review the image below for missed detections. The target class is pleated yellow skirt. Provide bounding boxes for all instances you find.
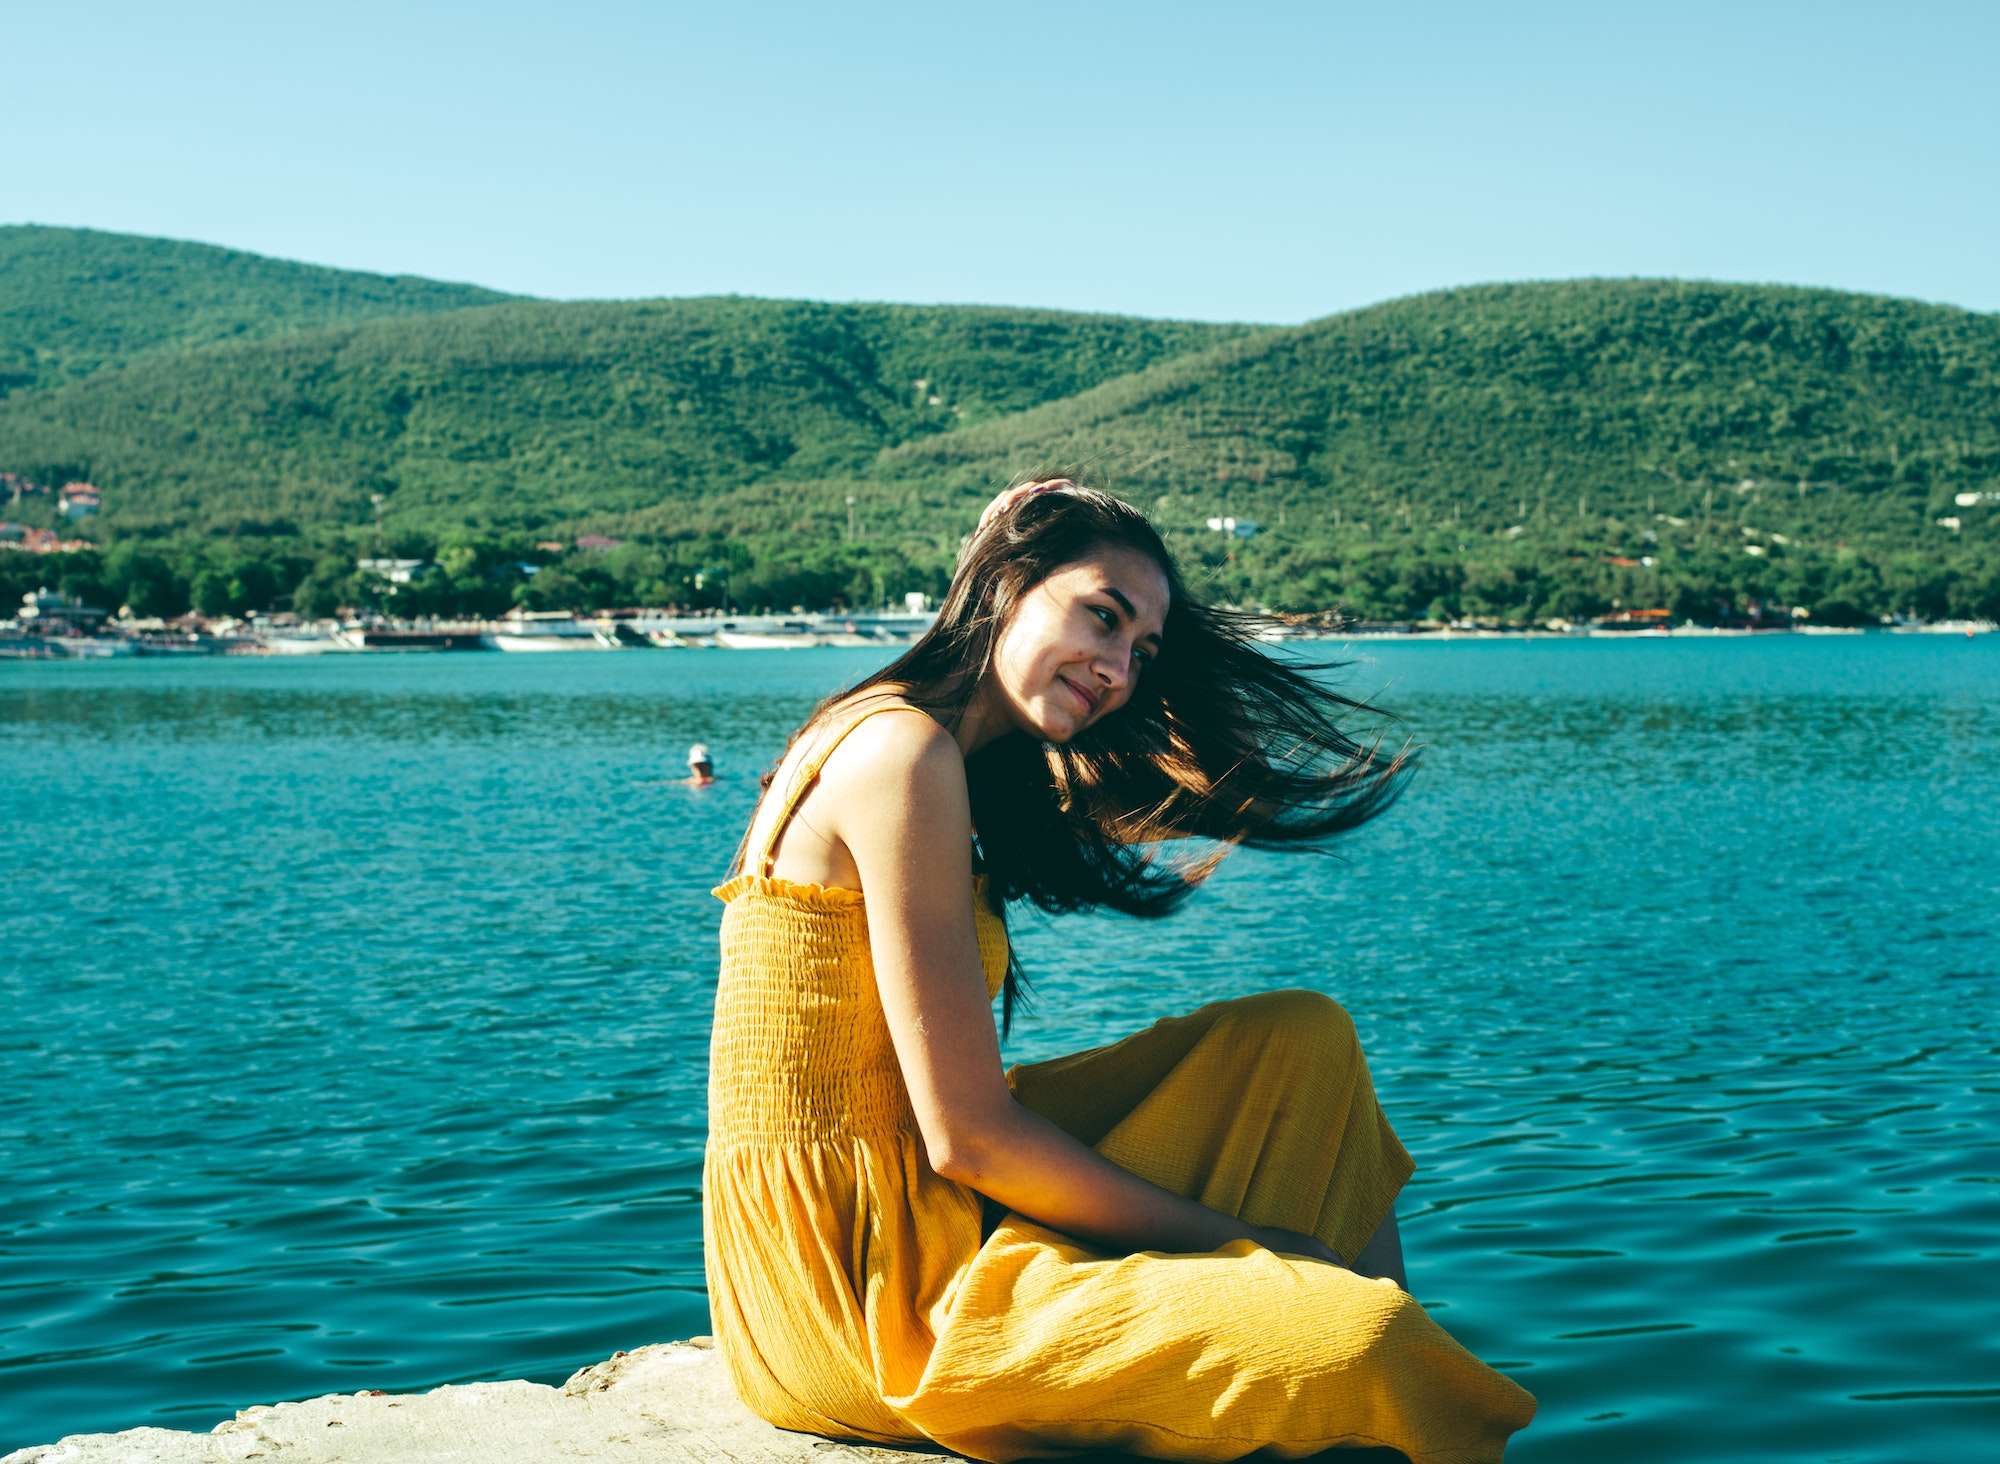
[900,989,1537,1462]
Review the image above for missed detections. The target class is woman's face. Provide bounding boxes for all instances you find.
[988,543,1170,743]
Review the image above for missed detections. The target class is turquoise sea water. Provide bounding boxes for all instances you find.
[2,638,1995,1460]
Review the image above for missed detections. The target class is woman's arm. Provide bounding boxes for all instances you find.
[822,714,1338,1263]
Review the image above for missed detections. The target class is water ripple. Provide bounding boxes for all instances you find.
[5,639,1998,1459]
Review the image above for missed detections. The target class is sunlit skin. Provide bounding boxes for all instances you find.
[952,546,1169,758]
[732,487,1404,1283]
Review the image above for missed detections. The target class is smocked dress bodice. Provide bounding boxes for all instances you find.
[702,705,1010,1441]
[707,867,1010,1147]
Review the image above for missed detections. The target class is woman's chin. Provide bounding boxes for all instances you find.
[1049,710,1095,744]
[1018,704,1083,744]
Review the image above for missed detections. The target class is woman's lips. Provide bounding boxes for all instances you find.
[1059,676,1096,715]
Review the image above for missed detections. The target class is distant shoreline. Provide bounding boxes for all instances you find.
[6,594,1996,661]
[7,621,1995,662]
[1334,624,1993,641]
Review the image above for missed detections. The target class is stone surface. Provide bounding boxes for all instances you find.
[2,1338,956,1463]
[7,1339,1401,1462]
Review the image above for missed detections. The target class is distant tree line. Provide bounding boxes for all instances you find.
[6,514,1993,625]
[0,531,956,622]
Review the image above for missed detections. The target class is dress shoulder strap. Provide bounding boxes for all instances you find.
[750,702,937,878]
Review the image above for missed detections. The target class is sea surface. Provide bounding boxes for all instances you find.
[2,638,1995,1461]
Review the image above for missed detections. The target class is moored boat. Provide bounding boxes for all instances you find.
[342,628,487,652]
[0,631,59,659]
[714,620,822,650]
[133,631,227,655]
[487,612,619,651]
[47,635,138,658]
[262,629,355,654]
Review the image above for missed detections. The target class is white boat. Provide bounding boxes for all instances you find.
[487,613,619,651]
[1254,622,1319,643]
[0,631,58,659]
[134,632,227,655]
[49,636,138,658]
[846,612,937,642]
[715,624,822,650]
[263,629,354,655]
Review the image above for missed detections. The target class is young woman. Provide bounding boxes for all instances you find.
[704,481,1535,1463]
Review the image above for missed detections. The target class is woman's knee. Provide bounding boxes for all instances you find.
[1213,988,1358,1062]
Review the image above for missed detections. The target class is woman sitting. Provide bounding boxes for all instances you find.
[704,479,1536,1462]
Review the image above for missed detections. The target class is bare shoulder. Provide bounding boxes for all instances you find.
[802,699,970,874]
[817,700,973,892]
[816,698,963,801]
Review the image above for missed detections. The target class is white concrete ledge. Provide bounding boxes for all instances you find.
[6,1338,1402,1462]
[2,1338,958,1463]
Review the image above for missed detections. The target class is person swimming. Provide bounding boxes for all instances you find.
[685,743,715,787]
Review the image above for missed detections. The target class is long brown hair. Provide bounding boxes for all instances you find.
[778,482,1415,1033]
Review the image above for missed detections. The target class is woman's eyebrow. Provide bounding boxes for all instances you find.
[1104,587,1165,648]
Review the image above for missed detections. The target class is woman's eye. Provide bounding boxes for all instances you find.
[1091,605,1116,629]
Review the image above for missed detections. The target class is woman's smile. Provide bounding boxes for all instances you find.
[965,544,1169,748]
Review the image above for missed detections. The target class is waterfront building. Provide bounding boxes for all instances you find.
[18,587,109,631]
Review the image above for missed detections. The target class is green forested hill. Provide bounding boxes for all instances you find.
[1,232,1995,624]
[863,281,2000,615]
[0,294,1259,534]
[881,280,2000,533]
[0,226,515,396]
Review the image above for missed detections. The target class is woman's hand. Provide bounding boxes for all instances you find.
[976,478,1075,535]
[1247,1224,1347,1267]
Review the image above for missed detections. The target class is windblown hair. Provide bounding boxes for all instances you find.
[769,480,1415,1032]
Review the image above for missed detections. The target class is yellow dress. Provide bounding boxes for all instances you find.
[705,705,1536,1463]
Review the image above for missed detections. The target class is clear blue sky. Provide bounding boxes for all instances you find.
[11,1,1997,323]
